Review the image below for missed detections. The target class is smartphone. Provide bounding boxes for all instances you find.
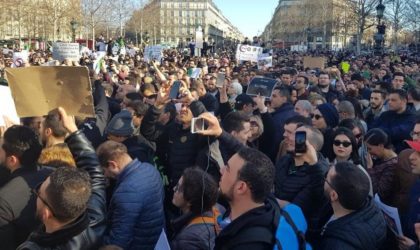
[295,131,307,154]
[216,72,225,88]
[191,117,206,134]
[169,81,181,99]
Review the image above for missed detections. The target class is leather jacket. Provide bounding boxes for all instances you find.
[17,130,107,250]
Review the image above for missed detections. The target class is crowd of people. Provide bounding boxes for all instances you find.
[0,37,420,250]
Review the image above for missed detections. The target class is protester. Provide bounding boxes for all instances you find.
[97,140,164,249]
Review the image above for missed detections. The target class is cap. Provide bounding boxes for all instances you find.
[406,140,420,152]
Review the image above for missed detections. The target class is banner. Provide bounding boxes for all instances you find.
[246,77,277,98]
[5,66,95,118]
[144,45,163,63]
[303,56,325,69]
[235,44,263,62]
[12,50,29,67]
[257,54,273,70]
[0,86,20,127]
[93,51,107,74]
[52,42,80,62]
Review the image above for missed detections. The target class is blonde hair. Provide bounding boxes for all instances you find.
[38,144,76,168]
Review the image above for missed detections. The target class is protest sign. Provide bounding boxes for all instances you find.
[235,44,263,62]
[12,50,29,67]
[144,45,163,63]
[246,77,277,98]
[303,56,325,69]
[93,51,107,74]
[190,68,201,79]
[5,66,95,118]
[52,42,80,62]
[374,194,403,236]
[257,54,273,70]
[0,86,20,127]
[41,60,60,66]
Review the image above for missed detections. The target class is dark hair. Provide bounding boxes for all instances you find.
[45,167,91,222]
[181,168,218,215]
[274,86,291,102]
[285,115,311,126]
[375,81,392,94]
[237,147,275,203]
[127,100,148,117]
[44,109,67,138]
[297,75,309,85]
[330,162,370,210]
[20,117,40,127]
[364,128,392,149]
[389,89,408,101]
[164,103,177,122]
[338,118,365,135]
[222,111,250,133]
[408,87,420,102]
[125,92,142,102]
[332,127,361,164]
[371,89,387,100]
[393,71,405,80]
[2,125,42,168]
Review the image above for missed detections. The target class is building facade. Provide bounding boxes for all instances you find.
[135,0,243,47]
[262,0,355,50]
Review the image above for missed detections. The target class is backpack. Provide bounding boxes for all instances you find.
[187,207,222,235]
[268,197,312,250]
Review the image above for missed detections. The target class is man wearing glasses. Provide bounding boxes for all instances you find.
[320,162,386,249]
[17,107,106,249]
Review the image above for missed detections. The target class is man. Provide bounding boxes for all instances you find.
[20,116,44,140]
[351,73,371,100]
[97,141,164,249]
[372,89,417,153]
[276,115,311,160]
[318,72,341,104]
[17,107,106,249]
[191,79,219,114]
[280,70,293,87]
[337,100,355,122]
[106,110,155,164]
[364,89,387,129]
[295,75,309,100]
[270,87,298,152]
[41,109,67,148]
[320,162,387,249]
[408,87,420,114]
[0,126,51,249]
[392,72,406,90]
[275,125,329,236]
[294,100,312,119]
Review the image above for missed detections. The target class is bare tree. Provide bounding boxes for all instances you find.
[385,0,408,50]
[344,0,379,54]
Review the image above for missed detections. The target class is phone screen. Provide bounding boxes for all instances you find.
[191,117,205,134]
[169,81,181,99]
[216,73,225,88]
[295,131,307,154]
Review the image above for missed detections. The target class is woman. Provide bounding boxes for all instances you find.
[171,168,219,250]
[330,127,361,165]
[364,128,398,205]
[312,103,339,162]
[339,118,368,168]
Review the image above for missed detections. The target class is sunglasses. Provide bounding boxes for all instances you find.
[32,182,57,217]
[333,140,352,148]
[145,94,157,99]
[310,114,323,120]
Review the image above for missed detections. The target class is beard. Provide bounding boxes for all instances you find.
[218,185,234,203]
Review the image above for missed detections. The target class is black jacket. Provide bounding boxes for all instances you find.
[214,200,277,250]
[141,101,209,185]
[274,153,329,231]
[319,198,387,250]
[0,166,52,250]
[17,131,107,250]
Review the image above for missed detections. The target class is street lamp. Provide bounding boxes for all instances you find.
[70,19,78,43]
[374,0,386,55]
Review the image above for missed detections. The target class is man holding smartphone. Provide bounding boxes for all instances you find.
[274,124,329,243]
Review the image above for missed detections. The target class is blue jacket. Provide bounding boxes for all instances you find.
[271,103,297,147]
[371,107,416,153]
[104,159,164,249]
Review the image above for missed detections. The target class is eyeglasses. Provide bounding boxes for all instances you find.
[410,131,420,138]
[333,140,352,148]
[310,114,323,120]
[32,182,57,217]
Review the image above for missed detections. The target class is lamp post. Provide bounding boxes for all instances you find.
[374,0,386,55]
[70,19,78,43]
